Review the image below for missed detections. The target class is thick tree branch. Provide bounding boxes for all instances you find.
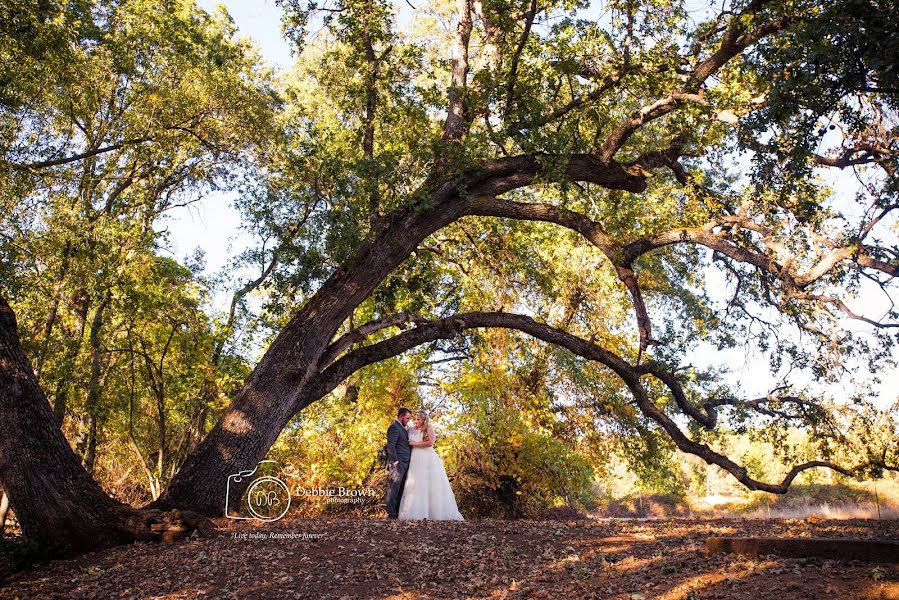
[598,93,708,162]
[291,309,881,493]
[626,134,692,184]
[464,195,659,349]
[812,141,898,173]
[462,189,898,349]
[469,153,649,196]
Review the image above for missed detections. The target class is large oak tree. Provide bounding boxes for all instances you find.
[1,0,898,554]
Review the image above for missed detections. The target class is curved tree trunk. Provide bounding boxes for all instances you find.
[155,158,643,516]
[153,191,466,515]
[0,297,210,555]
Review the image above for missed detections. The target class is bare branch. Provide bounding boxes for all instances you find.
[812,141,898,173]
[626,134,692,184]
[619,219,898,289]
[792,292,899,329]
[598,92,708,162]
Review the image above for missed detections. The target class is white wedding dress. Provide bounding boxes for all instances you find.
[398,427,464,520]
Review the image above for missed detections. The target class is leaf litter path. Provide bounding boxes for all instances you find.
[2,518,897,599]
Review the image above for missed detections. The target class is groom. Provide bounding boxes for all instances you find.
[385,407,413,519]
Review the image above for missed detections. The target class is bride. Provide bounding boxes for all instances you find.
[398,411,464,521]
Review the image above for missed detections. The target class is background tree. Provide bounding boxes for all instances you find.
[0,0,278,550]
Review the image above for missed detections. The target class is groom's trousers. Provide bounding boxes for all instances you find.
[385,460,409,518]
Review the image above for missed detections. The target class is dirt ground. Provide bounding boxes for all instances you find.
[1,517,897,599]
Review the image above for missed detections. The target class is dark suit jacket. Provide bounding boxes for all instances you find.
[386,420,411,465]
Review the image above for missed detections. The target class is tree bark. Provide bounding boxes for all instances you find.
[0,491,9,534]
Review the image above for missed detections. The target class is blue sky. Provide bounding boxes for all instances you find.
[199,0,293,68]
